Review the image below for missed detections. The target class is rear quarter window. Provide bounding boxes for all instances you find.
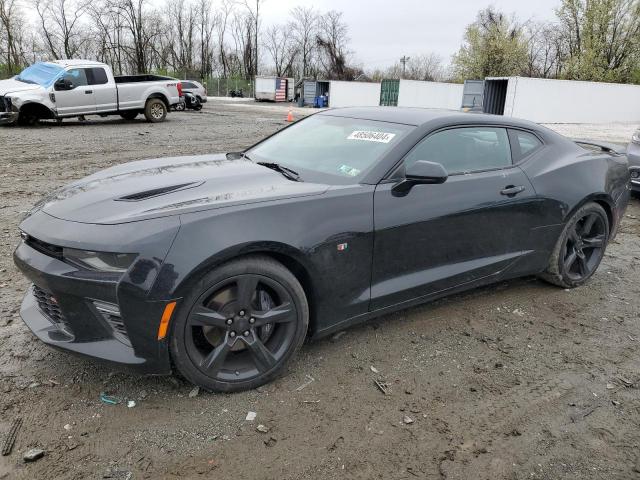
[509,129,543,161]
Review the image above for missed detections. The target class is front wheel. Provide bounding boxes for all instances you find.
[144,98,167,122]
[17,111,39,126]
[170,256,309,392]
[539,202,609,288]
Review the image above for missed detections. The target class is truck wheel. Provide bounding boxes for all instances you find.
[17,111,39,126]
[144,99,167,123]
[120,111,138,120]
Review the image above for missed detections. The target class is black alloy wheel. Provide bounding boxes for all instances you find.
[170,256,308,392]
[541,202,609,288]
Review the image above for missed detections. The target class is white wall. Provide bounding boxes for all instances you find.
[328,81,381,108]
[397,80,464,110]
[500,76,640,123]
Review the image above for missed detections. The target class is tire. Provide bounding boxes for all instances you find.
[120,111,138,120]
[194,104,202,111]
[175,102,186,111]
[144,98,167,122]
[17,111,39,126]
[539,202,609,288]
[170,255,309,392]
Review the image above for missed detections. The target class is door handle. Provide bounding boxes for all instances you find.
[500,185,525,196]
[85,90,93,94]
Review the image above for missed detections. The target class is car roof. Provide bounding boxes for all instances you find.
[47,59,106,68]
[318,106,541,130]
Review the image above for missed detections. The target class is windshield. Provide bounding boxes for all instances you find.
[247,114,413,184]
[16,62,64,87]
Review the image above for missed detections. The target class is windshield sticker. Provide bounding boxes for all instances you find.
[347,131,396,143]
[338,164,361,177]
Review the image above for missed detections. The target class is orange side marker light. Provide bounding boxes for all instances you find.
[157,301,177,340]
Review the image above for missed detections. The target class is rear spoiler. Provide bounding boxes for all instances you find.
[573,139,627,155]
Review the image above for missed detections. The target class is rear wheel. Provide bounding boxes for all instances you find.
[144,98,167,122]
[170,256,309,392]
[539,202,609,288]
[120,111,138,120]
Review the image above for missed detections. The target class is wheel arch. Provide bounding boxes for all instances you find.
[20,102,56,120]
[171,242,318,335]
[565,193,614,231]
[146,92,170,108]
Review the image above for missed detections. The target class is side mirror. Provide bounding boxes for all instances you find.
[54,78,73,91]
[392,160,448,196]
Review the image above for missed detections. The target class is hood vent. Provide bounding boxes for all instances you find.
[117,182,203,201]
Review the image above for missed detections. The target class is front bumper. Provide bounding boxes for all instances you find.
[13,211,181,374]
[0,111,18,125]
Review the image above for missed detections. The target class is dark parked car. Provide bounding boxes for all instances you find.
[14,108,630,392]
[628,127,640,194]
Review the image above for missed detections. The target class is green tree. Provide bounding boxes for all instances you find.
[452,7,529,80]
[556,0,640,82]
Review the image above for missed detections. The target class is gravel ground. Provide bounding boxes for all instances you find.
[0,101,639,479]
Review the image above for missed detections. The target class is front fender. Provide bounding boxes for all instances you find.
[9,89,55,112]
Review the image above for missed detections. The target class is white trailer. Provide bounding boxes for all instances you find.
[328,80,381,108]
[484,76,640,123]
[397,80,464,110]
[254,76,293,102]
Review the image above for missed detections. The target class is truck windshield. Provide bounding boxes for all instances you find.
[15,63,64,87]
[247,115,413,184]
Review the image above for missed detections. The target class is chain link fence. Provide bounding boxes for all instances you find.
[170,71,254,97]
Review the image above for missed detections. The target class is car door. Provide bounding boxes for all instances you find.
[54,68,96,116]
[370,126,537,310]
[87,67,117,113]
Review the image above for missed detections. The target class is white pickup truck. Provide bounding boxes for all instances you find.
[0,59,183,125]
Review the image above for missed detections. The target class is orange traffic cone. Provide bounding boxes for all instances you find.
[286,108,294,122]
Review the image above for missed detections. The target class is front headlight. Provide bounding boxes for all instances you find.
[63,248,137,273]
[632,130,640,144]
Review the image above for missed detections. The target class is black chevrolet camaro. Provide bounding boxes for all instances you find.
[14,108,631,392]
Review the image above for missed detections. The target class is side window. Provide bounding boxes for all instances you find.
[404,127,512,174]
[510,129,543,161]
[182,82,195,89]
[63,68,88,88]
[86,68,108,85]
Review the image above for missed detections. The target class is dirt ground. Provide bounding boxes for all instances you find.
[0,100,639,480]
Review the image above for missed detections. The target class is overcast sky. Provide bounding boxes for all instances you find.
[261,0,561,69]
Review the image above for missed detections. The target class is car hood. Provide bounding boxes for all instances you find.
[0,78,44,95]
[32,154,331,224]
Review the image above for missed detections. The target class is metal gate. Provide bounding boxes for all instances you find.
[380,79,400,106]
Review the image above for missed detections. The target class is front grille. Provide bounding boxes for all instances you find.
[0,96,5,113]
[32,285,68,328]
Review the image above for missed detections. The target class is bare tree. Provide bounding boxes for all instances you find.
[196,0,216,78]
[316,10,357,80]
[33,0,90,59]
[241,0,262,76]
[289,5,316,77]
[0,0,25,73]
[263,24,297,76]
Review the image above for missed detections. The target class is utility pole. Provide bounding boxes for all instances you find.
[400,55,410,79]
